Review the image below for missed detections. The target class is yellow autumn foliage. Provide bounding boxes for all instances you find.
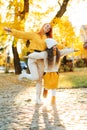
[51,17,87,58]
[0,0,87,65]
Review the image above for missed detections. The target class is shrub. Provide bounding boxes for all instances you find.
[75,59,85,68]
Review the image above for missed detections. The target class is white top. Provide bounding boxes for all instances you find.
[29,48,74,72]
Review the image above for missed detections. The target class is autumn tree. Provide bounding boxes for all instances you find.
[12,0,29,74]
[1,0,84,73]
[0,0,70,74]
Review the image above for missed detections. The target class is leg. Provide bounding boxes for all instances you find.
[19,58,44,104]
[43,88,48,98]
[18,58,39,80]
[36,80,42,104]
[35,59,44,104]
[51,89,56,105]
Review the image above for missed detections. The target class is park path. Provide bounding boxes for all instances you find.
[0,73,87,130]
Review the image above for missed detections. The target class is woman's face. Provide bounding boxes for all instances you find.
[43,23,51,34]
[53,45,57,51]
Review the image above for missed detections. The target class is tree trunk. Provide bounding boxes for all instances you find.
[55,0,70,18]
[12,45,21,74]
[20,0,29,19]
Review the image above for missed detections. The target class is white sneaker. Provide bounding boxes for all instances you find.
[18,74,23,80]
[18,70,27,80]
[21,69,27,74]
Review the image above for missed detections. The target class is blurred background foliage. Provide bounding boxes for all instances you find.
[0,0,87,73]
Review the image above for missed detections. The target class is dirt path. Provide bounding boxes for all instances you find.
[0,73,87,130]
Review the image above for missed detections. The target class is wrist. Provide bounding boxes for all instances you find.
[4,27,12,32]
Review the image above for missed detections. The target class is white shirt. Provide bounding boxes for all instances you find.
[29,48,74,72]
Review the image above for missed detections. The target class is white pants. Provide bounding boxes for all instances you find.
[26,58,44,101]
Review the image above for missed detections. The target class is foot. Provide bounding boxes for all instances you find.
[18,70,27,80]
[18,73,24,80]
[43,88,48,98]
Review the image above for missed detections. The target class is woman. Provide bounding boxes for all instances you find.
[4,23,52,104]
[28,38,78,105]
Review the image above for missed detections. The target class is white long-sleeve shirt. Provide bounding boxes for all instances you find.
[29,48,74,73]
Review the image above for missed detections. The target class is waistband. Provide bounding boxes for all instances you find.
[34,50,41,52]
[43,72,59,75]
[28,50,41,55]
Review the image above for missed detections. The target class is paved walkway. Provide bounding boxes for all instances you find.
[0,74,87,130]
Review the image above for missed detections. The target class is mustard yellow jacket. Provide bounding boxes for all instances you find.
[11,29,47,53]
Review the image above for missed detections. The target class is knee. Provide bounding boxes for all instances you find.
[32,75,39,80]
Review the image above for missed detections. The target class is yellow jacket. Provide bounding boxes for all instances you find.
[11,29,47,53]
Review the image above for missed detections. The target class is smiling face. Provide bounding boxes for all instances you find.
[43,23,51,34]
[39,23,52,37]
[53,45,57,51]
[53,45,57,56]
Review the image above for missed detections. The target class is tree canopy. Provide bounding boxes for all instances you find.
[0,0,87,71]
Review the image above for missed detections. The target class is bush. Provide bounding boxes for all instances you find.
[59,59,73,72]
[75,59,86,68]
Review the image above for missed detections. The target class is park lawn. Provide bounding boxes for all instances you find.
[0,67,87,89]
[59,67,87,88]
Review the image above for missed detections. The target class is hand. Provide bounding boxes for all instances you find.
[23,56,29,58]
[74,49,79,52]
[4,27,12,32]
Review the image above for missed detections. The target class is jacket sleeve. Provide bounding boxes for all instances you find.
[28,51,47,59]
[11,29,35,40]
[60,48,74,57]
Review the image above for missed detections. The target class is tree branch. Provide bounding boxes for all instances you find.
[56,0,70,18]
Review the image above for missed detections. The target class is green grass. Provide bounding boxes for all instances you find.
[58,67,87,88]
[1,68,87,89]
